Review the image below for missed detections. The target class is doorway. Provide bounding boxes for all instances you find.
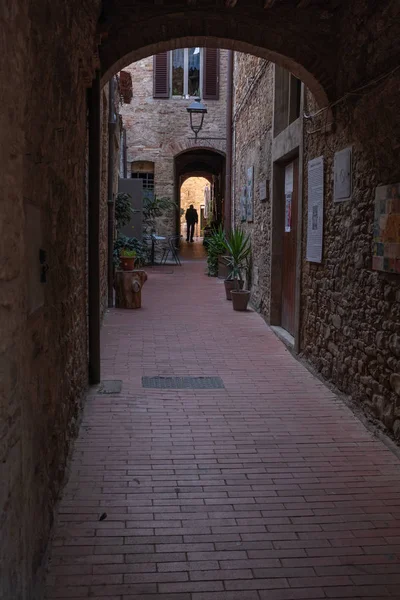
[180,176,210,241]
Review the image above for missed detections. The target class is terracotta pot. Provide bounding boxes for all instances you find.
[224,279,244,300]
[120,256,136,271]
[231,290,251,311]
[217,256,229,280]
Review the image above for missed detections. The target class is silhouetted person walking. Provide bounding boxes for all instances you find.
[185,204,198,242]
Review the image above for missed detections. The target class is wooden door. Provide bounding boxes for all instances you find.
[281,158,299,336]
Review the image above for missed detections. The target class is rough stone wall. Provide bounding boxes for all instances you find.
[301,2,400,439]
[120,50,228,236]
[0,1,100,598]
[180,177,210,237]
[232,55,274,315]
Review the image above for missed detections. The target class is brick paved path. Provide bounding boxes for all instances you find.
[46,261,400,599]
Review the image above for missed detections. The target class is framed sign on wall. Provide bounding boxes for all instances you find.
[373,183,400,274]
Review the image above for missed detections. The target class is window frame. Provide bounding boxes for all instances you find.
[171,48,204,99]
[131,171,155,193]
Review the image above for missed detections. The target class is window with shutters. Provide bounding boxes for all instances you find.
[154,48,219,100]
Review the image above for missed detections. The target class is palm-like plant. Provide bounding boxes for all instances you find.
[206,225,227,276]
[224,228,251,290]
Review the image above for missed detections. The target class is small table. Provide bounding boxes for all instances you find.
[150,235,166,265]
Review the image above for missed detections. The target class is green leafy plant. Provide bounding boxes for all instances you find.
[115,192,134,230]
[120,248,137,258]
[142,194,176,233]
[223,228,251,289]
[113,235,149,268]
[206,226,226,277]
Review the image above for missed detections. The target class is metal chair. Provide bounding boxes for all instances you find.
[161,235,181,266]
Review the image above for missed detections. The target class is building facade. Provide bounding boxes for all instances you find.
[232,56,303,343]
[120,48,229,236]
[232,51,400,441]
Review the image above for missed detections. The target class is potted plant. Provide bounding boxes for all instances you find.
[223,228,251,310]
[114,235,149,268]
[206,225,226,277]
[119,248,137,271]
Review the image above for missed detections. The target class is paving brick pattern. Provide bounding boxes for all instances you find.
[46,260,400,599]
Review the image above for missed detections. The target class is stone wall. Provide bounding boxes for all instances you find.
[232,1,400,441]
[120,50,228,236]
[301,61,400,440]
[0,1,99,597]
[232,55,274,316]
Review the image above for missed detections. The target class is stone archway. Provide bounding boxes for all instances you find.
[98,2,339,110]
[175,148,226,237]
[2,3,399,598]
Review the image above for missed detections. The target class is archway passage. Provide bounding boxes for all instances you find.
[3,2,400,599]
[175,148,226,242]
[99,1,339,109]
[180,176,210,241]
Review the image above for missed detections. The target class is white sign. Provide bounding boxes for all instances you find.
[285,193,292,232]
[259,180,267,202]
[334,147,352,202]
[306,156,324,263]
[284,162,294,195]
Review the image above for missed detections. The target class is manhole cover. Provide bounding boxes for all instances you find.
[142,376,224,389]
[96,380,122,394]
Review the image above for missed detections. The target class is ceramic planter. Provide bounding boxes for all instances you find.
[120,256,136,271]
[224,279,244,300]
[231,290,251,311]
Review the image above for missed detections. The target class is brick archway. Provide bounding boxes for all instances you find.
[99,2,338,109]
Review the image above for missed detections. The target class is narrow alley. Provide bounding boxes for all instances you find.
[46,261,400,600]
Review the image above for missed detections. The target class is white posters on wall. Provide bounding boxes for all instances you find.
[284,163,294,233]
[285,193,292,232]
[334,147,352,202]
[306,156,324,263]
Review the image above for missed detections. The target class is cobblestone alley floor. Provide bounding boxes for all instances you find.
[46,260,400,600]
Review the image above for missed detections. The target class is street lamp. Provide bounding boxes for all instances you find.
[187,97,207,140]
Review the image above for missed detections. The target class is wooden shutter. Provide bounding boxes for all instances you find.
[203,48,219,100]
[153,52,170,98]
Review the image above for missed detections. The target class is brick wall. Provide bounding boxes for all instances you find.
[120,50,228,236]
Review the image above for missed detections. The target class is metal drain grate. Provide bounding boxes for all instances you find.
[96,380,122,394]
[142,376,224,389]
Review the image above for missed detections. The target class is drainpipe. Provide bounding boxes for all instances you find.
[88,71,101,384]
[107,77,117,308]
[123,128,128,178]
[224,49,234,233]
